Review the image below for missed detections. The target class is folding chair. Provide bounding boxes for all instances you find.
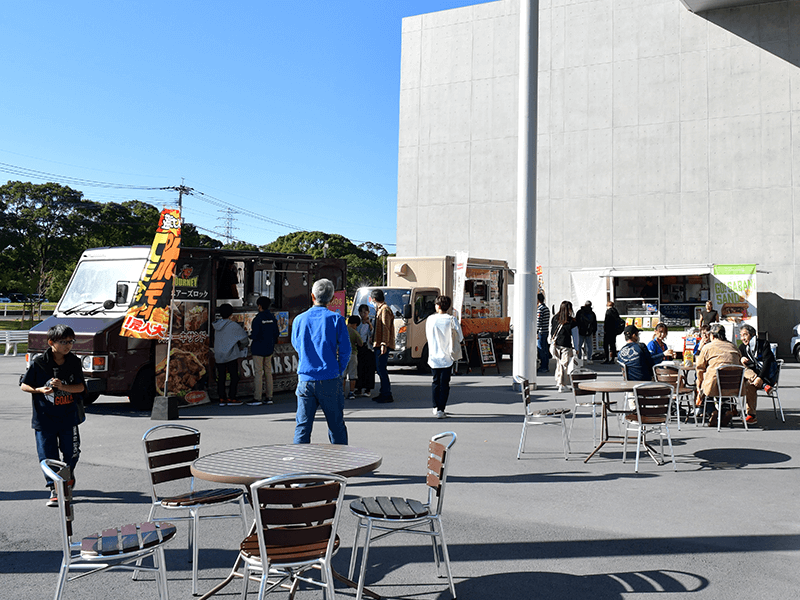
[138,424,248,595]
[654,366,698,430]
[702,365,747,431]
[760,359,785,422]
[234,472,347,600]
[622,383,676,473]
[517,379,571,459]
[41,459,176,600]
[568,370,602,446]
[349,432,457,600]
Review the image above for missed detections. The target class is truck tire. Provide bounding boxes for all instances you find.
[417,345,431,374]
[129,366,156,409]
[794,345,800,363]
[82,392,100,405]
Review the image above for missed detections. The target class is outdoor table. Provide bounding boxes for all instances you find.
[192,444,383,600]
[578,380,638,463]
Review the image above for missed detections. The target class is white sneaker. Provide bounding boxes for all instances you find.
[247,400,263,406]
[557,385,564,393]
[436,410,446,419]
[432,407,439,416]
[586,359,593,364]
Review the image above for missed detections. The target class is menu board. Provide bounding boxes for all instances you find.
[658,304,694,327]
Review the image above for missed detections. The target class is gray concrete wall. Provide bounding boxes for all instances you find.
[397,0,800,354]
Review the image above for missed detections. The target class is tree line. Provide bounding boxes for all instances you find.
[0,181,388,302]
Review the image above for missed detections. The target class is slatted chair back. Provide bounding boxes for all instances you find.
[521,379,533,412]
[632,384,673,424]
[424,432,456,516]
[250,473,346,568]
[654,366,678,389]
[143,424,202,500]
[715,365,744,399]
[570,370,597,398]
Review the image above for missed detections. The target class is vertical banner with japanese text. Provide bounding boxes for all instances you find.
[121,209,182,339]
[453,251,468,322]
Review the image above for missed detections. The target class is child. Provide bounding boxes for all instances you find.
[213,303,250,405]
[344,315,363,399]
[355,304,375,397]
[20,324,86,507]
[250,296,279,406]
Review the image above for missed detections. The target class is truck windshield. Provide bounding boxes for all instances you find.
[59,259,147,310]
[353,288,412,319]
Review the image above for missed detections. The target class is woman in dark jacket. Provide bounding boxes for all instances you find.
[551,300,579,392]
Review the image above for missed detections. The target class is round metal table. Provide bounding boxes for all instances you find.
[577,380,639,463]
[191,444,383,485]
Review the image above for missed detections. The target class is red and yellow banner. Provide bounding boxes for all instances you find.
[121,209,182,339]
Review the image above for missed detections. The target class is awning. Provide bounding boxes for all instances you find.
[680,0,775,13]
[599,265,714,278]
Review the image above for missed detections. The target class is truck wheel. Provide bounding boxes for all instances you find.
[794,345,800,363]
[129,366,156,409]
[82,392,100,405]
[417,345,431,374]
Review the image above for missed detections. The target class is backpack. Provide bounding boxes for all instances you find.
[616,317,626,335]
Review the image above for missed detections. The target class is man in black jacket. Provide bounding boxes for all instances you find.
[576,301,598,363]
[602,301,622,364]
[737,324,776,425]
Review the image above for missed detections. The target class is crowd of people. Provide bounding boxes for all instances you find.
[539,293,775,426]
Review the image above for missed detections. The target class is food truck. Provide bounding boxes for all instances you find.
[351,255,512,370]
[569,264,759,355]
[27,246,346,407]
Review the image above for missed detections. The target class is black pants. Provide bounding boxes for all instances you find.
[355,344,375,392]
[216,360,240,401]
[603,334,617,360]
[431,367,452,411]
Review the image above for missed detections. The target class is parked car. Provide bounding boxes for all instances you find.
[7,293,26,303]
[791,323,800,362]
[0,297,10,303]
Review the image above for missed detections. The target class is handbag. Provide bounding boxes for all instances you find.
[450,319,462,362]
[549,323,564,357]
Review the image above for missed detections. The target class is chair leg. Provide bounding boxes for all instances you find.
[568,409,578,444]
[156,546,170,600]
[634,427,642,473]
[241,562,250,600]
[133,503,159,581]
[348,520,364,580]
[191,508,201,596]
[54,560,69,600]
[355,520,374,600]
[323,563,336,600]
[665,425,676,471]
[773,392,785,422]
[429,519,441,569]
[517,419,528,459]
[435,517,457,599]
[239,494,249,538]
[591,404,598,448]
[559,413,570,459]
[622,423,629,463]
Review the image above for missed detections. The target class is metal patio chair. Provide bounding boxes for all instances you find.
[654,366,698,430]
[41,458,176,600]
[235,472,347,600]
[349,431,457,600]
[759,359,785,422]
[568,370,602,446]
[622,383,677,473]
[136,424,248,595]
[517,379,571,459]
[702,365,747,431]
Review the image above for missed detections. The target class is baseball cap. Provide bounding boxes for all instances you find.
[623,324,639,337]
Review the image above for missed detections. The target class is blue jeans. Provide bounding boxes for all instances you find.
[36,426,80,488]
[294,378,348,445]
[537,332,550,371]
[374,348,391,397]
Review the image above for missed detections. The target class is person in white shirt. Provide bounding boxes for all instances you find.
[425,295,464,419]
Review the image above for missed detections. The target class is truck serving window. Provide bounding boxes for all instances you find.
[414,292,438,324]
[59,259,146,309]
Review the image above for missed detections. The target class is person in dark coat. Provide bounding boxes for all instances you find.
[603,301,622,364]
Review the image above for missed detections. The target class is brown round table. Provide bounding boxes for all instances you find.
[191,444,383,485]
[577,380,639,463]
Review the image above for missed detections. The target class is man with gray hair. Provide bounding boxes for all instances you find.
[290,278,350,444]
[737,323,776,424]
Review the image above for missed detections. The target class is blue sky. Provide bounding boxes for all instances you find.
[1,0,493,250]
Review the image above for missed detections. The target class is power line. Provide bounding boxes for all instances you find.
[0,162,170,191]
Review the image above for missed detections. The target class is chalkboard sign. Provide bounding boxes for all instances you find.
[658,304,695,328]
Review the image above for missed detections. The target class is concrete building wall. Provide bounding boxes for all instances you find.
[397,0,800,352]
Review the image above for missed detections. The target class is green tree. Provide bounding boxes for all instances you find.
[261,231,384,295]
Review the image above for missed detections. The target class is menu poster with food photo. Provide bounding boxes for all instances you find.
[712,264,757,330]
[156,300,211,405]
[276,311,289,337]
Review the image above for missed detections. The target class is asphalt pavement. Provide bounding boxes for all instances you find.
[1,355,798,599]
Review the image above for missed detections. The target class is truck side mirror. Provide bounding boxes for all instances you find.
[116,283,129,305]
[403,304,412,320]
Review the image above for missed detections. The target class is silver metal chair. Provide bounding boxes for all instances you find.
[622,383,677,473]
[349,432,457,600]
[517,379,571,459]
[702,364,747,431]
[759,359,785,422]
[568,370,601,446]
[236,472,347,600]
[136,424,248,595]
[654,366,698,430]
[41,459,176,600]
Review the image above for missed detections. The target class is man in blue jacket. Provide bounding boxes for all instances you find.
[291,278,351,444]
[249,296,280,405]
